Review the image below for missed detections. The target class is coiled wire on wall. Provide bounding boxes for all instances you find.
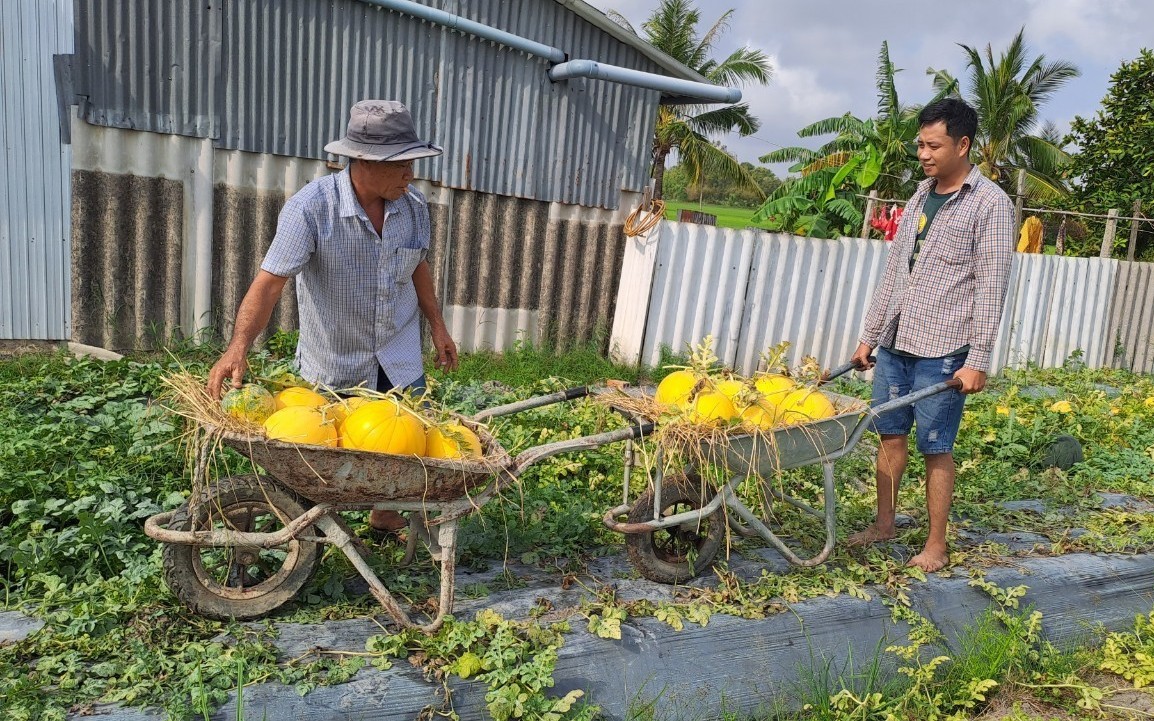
[624,199,665,237]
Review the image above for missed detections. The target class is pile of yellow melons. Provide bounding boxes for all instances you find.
[222,384,483,461]
[654,367,838,432]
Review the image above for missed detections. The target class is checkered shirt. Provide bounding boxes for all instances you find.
[261,167,430,390]
[859,164,1014,372]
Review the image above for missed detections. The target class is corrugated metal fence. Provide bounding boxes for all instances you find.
[0,0,73,340]
[611,221,1152,375]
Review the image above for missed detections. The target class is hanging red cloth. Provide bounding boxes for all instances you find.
[869,205,903,241]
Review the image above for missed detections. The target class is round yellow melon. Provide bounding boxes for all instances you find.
[324,396,372,427]
[340,399,427,455]
[655,370,698,407]
[273,386,329,411]
[754,373,796,405]
[740,399,781,431]
[689,391,738,425]
[425,422,483,459]
[263,406,338,446]
[713,377,745,400]
[221,384,276,424]
[779,387,837,426]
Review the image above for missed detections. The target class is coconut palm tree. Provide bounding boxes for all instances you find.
[609,0,772,200]
[753,42,955,236]
[928,28,1079,199]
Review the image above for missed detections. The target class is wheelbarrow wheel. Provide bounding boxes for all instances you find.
[162,475,320,620]
[624,472,722,584]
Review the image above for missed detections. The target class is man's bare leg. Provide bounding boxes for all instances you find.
[847,434,908,547]
[908,451,954,572]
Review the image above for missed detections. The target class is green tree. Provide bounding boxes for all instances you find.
[610,0,773,200]
[752,42,951,237]
[930,28,1079,200]
[1063,49,1154,257]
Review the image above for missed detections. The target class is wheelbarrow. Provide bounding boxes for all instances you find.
[144,387,652,632]
[601,360,962,583]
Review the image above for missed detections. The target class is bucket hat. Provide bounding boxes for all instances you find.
[323,100,442,161]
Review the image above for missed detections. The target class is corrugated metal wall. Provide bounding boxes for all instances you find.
[1,0,73,340]
[619,221,1141,376]
[72,0,659,209]
[72,0,220,138]
[68,121,631,352]
[639,223,756,369]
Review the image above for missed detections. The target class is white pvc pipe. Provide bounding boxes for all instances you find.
[549,59,742,103]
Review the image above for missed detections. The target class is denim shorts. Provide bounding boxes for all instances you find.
[870,347,968,454]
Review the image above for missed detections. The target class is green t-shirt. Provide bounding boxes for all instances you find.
[908,189,956,271]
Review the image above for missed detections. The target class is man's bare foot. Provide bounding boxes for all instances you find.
[907,545,949,572]
[846,523,897,547]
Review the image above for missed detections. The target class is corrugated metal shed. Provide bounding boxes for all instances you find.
[1,0,73,340]
[72,0,220,138]
[71,0,662,209]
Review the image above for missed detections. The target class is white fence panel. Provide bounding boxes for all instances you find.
[734,234,889,374]
[638,222,756,369]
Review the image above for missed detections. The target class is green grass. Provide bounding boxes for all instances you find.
[663,200,778,231]
[430,337,650,389]
[5,340,1154,720]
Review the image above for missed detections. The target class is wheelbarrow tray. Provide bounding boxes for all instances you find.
[713,391,867,476]
[212,420,512,505]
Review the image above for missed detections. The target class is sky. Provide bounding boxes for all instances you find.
[586,0,1154,176]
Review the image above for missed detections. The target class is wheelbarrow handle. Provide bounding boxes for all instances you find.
[471,385,590,422]
[509,421,655,473]
[867,378,963,417]
[820,356,876,385]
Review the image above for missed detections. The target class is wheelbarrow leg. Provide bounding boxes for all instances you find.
[727,461,839,567]
[428,520,459,632]
[311,514,422,629]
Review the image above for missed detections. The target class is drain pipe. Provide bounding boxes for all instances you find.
[548,59,742,104]
[360,0,740,104]
[361,0,566,63]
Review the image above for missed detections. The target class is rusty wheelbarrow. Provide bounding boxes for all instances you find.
[144,387,652,632]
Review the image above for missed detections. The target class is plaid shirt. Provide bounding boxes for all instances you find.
[860,165,1014,372]
[261,168,430,390]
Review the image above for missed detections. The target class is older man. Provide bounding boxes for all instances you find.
[208,99,457,535]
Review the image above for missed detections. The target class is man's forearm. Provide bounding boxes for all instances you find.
[227,271,289,354]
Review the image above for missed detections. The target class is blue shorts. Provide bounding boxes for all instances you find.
[870,348,968,455]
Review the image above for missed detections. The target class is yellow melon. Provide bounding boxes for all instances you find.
[263,406,338,446]
[754,373,796,404]
[740,399,781,431]
[425,422,483,459]
[713,377,745,400]
[779,387,837,426]
[221,384,277,424]
[689,391,738,425]
[324,396,372,427]
[655,370,699,407]
[340,399,427,455]
[273,386,329,411]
